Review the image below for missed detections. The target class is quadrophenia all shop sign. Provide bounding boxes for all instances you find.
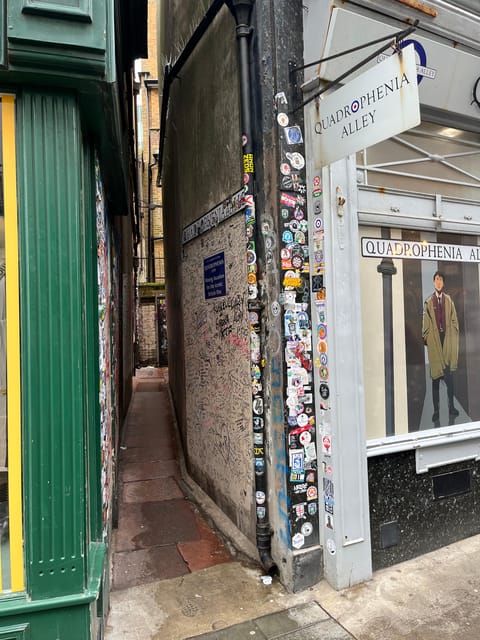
[310,44,420,168]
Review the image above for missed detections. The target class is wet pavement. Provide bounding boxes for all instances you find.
[111,367,232,591]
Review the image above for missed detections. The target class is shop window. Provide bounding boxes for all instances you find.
[0,96,24,593]
[358,122,480,448]
[357,122,480,202]
[360,225,480,441]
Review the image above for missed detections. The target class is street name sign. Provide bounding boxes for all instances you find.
[310,43,420,167]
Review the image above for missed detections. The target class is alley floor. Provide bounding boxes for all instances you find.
[110,367,233,591]
[105,368,480,640]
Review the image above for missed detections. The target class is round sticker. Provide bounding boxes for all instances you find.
[318,324,327,339]
[320,352,328,365]
[297,413,308,427]
[277,112,289,127]
[280,162,291,175]
[299,431,311,446]
[271,301,281,316]
[291,254,304,269]
[313,175,321,187]
[319,366,329,380]
[247,249,257,265]
[314,216,323,230]
[301,522,314,537]
[247,272,257,284]
[256,491,266,505]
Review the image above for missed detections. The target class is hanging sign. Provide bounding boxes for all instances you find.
[310,44,420,168]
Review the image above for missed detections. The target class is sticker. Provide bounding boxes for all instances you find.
[253,417,264,430]
[307,486,318,500]
[308,502,317,516]
[246,249,257,265]
[274,91,288,105]
[319,366,329,380]
[318,324,327,339]
[319,383,330,399]
[291,254,304,269]
[313,187,323,198]
[248,272,257,284]
[301,521,314,537]
[290,470,305,482]
[242,134,248,146]
[325,513,334,529]
[313,175,321,187]
[326,538,337,555]
[256,491,266,504]
[296,413,309,427]
[322,435,331,455]
[294,503,306,520]
[277,112,289,127]
[280,192,298,208]
[280,162,291,175]
[286,152,305,170]
[304,442,317,462]
[254,432,263,445]
[255,458,265,474]
[253,397,264,415]
[257,506,266,519]
[290,449,304,470]
[282,230,294,243]
[314,217,323,230]
[292,533,305,549]
[271,301,281,316]
[284,125,303,144]
[299,430,311,446]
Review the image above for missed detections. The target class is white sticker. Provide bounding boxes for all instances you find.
[292,533,305,549]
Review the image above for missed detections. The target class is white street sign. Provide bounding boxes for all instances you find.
[310,44,420,168]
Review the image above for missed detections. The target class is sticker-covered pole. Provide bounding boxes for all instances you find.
[228,0,276,576]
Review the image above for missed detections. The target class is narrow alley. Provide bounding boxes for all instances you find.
[110,367,232,589]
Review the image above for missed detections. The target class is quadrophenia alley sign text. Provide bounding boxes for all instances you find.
[310,44,420,167]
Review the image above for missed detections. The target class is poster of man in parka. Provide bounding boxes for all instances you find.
[422,270,459,424]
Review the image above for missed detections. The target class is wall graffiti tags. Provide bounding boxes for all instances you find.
[182,218,253,520]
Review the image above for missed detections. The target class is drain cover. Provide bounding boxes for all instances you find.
[181,600,200,617]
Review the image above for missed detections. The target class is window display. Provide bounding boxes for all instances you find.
[361,226,480,440]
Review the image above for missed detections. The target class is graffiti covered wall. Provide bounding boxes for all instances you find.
[182,213,255,537]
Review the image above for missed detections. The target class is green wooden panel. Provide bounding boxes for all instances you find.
[7,0,107,78]
[17,90,87,598]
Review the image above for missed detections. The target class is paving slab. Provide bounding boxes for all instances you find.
[122,476,184,503]
[119,459,179,482]
[119,444,177,463]
[113,499,200,551]
[112,544,189,589]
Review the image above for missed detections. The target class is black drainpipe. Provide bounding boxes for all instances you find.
[228,0,277,576]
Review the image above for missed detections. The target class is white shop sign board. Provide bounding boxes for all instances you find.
[309,44,420,168]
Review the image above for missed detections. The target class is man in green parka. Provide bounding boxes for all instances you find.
[422,271,459,422]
